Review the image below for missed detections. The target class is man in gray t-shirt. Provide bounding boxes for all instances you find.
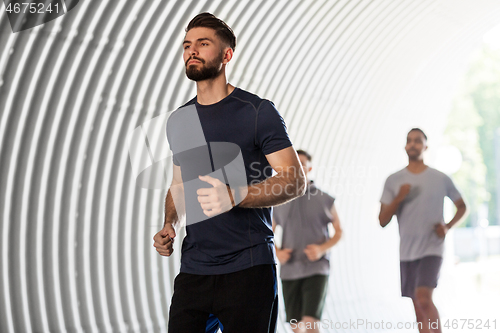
[273,150,342,333]
[379,128,467,333]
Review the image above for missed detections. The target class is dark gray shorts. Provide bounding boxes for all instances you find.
[281,274,329,322]
[400,255,443,299]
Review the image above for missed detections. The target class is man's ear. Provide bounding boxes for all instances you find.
[222,47,233,64]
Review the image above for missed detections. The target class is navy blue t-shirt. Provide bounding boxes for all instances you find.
[166,87,293,275]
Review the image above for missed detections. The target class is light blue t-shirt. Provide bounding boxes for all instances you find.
[380,167,462,261]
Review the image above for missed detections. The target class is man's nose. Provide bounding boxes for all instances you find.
[189,45,199,56]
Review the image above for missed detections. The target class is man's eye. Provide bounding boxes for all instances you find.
[184,45,190,49]
[201,43,208,46]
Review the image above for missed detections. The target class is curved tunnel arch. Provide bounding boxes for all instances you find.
[1,1,500,332]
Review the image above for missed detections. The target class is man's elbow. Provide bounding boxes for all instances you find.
[379,215,389,228]
[461,203,469,218]
[336,227,343,240]
[296,174,306,197]
[290,173,306,198]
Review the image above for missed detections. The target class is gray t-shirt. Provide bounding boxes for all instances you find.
[380,167,462,261]
[273,182,335,280]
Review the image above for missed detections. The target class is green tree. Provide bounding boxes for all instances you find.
[445,93,488,227]
[446,45,500,226]
[467,45,500,225]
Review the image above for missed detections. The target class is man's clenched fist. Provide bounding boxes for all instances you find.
[153,223,176,256]
[197,175,235,217]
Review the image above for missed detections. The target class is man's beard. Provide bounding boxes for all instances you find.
[407,150,422,160]
[185,52,224,81]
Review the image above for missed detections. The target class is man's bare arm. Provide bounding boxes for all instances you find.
[272,219,292,264]
[154,164,184,257]
[447,198,467,229]
[435,198,468,238]
[238,146,306,208]
[164,164,184,227]
[379,184,411,227]
[164,190,178,226]
[304,205,343,261]
[322,205,343,250]
[379,203,398,228]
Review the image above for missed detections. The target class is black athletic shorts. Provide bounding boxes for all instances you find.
[168,264,278,333]
[281,275,329,322]
[400,255,443,299]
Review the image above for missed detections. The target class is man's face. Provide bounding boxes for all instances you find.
[298,154,312,178]
[183,27,225,81]
[405,130,427,161]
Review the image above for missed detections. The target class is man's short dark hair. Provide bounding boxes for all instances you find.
[296,149,312,162]
[186,13,236,51]
[408,128,427,141]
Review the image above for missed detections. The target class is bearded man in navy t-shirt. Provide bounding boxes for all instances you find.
[153,13,306,333]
